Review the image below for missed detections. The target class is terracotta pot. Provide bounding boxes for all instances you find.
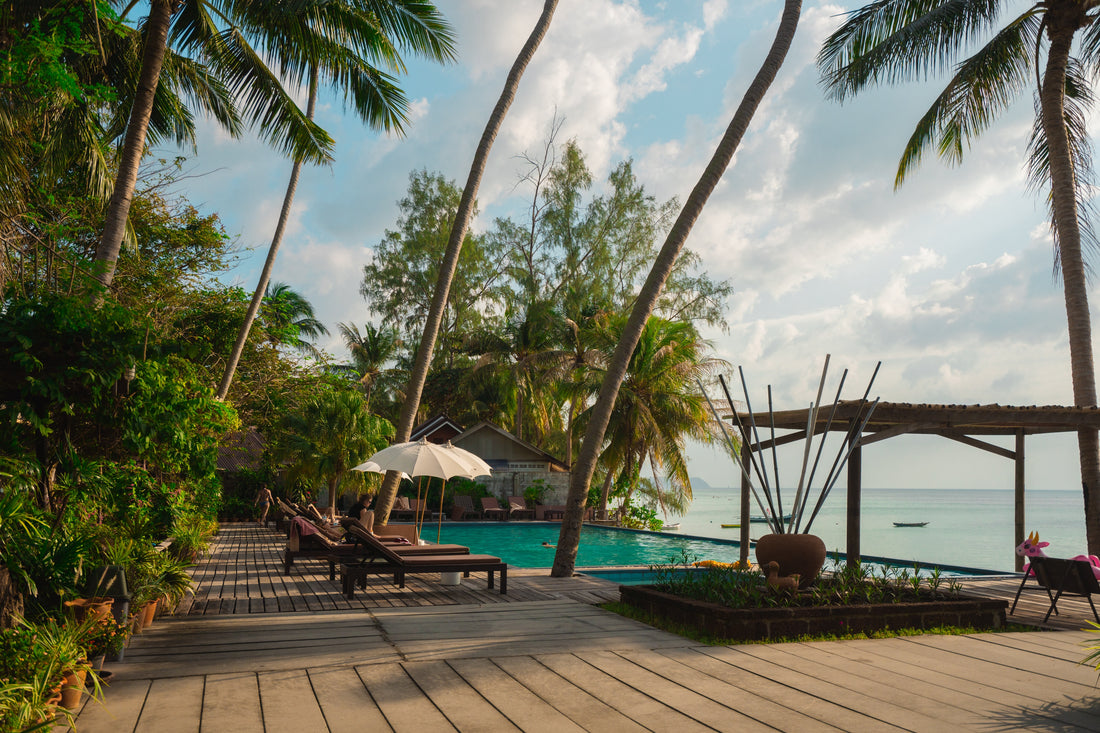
[64,597,113,624]
[141,599,158,630]
[60,667,88,710]
[754,533,827,588]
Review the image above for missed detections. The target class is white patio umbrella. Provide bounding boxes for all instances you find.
[364,439,492,541]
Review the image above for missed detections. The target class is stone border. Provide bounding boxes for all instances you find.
[620,584,1008,641]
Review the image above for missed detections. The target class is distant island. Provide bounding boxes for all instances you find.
[690,476,712,490]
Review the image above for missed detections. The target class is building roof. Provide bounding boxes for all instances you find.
[410,414,465,444]
[454,421,570,472]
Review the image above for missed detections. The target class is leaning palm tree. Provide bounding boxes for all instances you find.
[817,0,1100,553]
[96,0,454,299]
[373,0,559,526]
[551,0,802,577]
[214,2,455,398]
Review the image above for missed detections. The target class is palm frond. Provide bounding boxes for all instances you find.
[819,0,1006,101]
[895,9,1039,186]
[1025,59,1099,276]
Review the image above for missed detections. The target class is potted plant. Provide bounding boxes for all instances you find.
[705,356,879,587]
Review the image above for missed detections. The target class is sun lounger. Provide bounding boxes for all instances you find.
[507,496,534,520]
[389,496,416,522]
[481,496,507,520]
[454,495,482,519]
[339,529,506,598]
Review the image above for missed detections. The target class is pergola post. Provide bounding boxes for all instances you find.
[740,440,751,565]
[846,422,862,566]
[1015,429,1025,572]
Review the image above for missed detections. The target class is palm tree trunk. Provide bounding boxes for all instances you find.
[92,0,177,298]
[551,0,802,576]
[1040,18,1100,555]
[374,0,558,525]
[216,67,319,400]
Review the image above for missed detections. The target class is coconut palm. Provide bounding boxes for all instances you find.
[374,0,559,526]
[215,1,455,398]
[551,0,802,577]
[95,0,455,299]
[577,317,723,520]
[817,0,1100,553]
[338,321,402,407]
[277,389,393,513]
[260,282,328,356]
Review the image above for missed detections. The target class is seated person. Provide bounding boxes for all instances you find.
[347,493,372,521]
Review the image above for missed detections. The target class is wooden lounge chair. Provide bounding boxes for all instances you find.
[284,516,363,576]
[507,496,534,520]
[1010,556,1100,623]
[343,523,469,558]
[389,496,416,522]
[340,530,507,598]
[481,496,507,520]
[453,495,482,519]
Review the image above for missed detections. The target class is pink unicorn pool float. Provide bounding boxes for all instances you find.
[1016,530,1100,579]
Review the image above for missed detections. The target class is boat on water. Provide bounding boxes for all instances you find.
[661,522,681,531]
[721,512,793,528]
[893,521,929,527]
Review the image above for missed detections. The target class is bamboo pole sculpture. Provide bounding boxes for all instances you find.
[701,356,880,535]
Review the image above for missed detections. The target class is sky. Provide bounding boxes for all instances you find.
[164,0,1087,495]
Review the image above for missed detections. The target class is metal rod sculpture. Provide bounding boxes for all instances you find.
[701,356,880,535]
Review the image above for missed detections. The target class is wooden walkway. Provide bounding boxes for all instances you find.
[70,524,1100,732]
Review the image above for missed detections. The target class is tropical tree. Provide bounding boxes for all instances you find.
[338,321,402,408]
[95,0,454,298]
[551,0,802,576]
[215,2,455,398]
[373,0,559,526]
[817,0,1100,553]
[276,389,393,513]
[259,282,328,356]
[578,317,723,520]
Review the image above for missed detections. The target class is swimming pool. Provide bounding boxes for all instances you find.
[432,522,1006,576]
[435,522,741,568]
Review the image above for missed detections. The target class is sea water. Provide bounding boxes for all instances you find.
[676,487,1085,573]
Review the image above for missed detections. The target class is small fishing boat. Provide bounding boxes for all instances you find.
[751,513,792,523]
[721,523,739,528]
[661,522,681,531]
[893,521,929,527]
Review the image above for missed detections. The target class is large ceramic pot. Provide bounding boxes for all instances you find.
[63,597,113,624]
[754,533,827,588]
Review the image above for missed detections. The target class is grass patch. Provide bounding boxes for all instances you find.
[602,601,1035,645]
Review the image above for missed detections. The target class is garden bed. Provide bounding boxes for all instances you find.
[620,584,1008,641]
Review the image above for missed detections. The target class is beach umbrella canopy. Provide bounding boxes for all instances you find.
[364,438,490,480]
[364,439,492,542]
[350,460,408,479]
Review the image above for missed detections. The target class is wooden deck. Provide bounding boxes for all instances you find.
[71,524,1100,732]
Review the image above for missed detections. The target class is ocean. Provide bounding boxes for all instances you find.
[674,487,1087,573]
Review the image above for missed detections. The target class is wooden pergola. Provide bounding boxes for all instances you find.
[732,401,1100,570]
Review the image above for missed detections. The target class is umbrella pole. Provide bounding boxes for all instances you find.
[437,479,447,544]
[415,476,425,539]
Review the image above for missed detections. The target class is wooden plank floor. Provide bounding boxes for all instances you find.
[71,524,1100,731]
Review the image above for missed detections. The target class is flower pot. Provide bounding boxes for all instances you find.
[140,599,158,630]
[60,667,88,710]
[64,597,113,624]
[754,533,827,588]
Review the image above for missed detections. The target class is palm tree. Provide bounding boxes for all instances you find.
[578,317,722,520]
[95,0,455,299]
[214,2,455,398]
[338,321,402,407]
[373,0,559,526]
[817,0,1100,553]
[551,0,802,577]
[277,389,394,514]
[260,282,329,356]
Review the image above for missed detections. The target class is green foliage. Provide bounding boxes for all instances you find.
[450,478,489,499]
[650,553,962,609]
[620,501,662,531]
[523,478,551,505]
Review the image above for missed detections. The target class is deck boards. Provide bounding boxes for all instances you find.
[73,522,1100,732]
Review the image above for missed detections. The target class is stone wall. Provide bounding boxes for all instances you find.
[482,470,570,503]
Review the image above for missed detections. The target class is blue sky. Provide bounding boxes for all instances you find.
[166,0,1086,493]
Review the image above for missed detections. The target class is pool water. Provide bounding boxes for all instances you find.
[435,522,741,568]
[432,522,1006,576]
